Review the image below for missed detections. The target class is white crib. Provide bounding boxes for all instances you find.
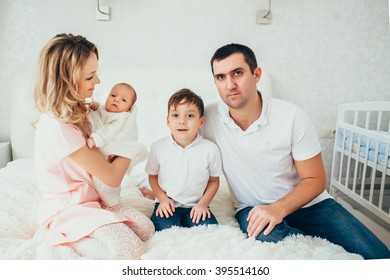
[330,102,390,227]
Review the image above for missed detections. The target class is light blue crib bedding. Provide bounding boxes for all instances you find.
[337,128,390,168]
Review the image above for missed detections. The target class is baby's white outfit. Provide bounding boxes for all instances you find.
[88,104,147,206]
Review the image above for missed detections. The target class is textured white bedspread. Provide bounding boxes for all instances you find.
[0,159,362,260]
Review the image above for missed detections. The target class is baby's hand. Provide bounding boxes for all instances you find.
[87,137,96,149]
[190,204,211,224]
[89,102,99,111]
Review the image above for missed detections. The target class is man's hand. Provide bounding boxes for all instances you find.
[246,204,284,237]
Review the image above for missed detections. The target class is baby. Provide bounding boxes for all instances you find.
[87,82,147,206]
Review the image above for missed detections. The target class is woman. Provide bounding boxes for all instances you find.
[33,33,154,259]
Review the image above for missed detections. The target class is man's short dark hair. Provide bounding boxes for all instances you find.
[210,43,258,74]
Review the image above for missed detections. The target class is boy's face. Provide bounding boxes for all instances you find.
[167,101,205,148]
[105,84,135,113]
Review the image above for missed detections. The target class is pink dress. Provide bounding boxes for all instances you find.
[34,114,130,246]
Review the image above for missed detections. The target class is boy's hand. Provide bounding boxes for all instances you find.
[156,197,175,218]
[190,204,211,224]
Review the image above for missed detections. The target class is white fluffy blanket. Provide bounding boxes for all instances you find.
[0,159,362,260]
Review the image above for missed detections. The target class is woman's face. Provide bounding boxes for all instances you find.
[77,52,100,99]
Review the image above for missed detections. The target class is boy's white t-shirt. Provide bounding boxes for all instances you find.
[145,134,223,208]
[201,96,331,212]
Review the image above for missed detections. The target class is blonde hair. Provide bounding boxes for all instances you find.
[34,33,99,137]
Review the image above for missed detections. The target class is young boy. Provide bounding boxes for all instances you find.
[87,82,147,206]
[145,88,223,231]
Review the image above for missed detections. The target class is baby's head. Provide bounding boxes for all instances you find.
[105,83,137,113]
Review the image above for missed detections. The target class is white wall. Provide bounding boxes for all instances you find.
[1,0,389,184]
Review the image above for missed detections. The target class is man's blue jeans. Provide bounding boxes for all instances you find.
[236,198,390,259]
[151,203,218,231]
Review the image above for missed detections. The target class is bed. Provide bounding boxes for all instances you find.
[330,102,390,228]
[0,67,362,260]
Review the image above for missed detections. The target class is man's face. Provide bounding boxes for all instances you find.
[212,53,261,110]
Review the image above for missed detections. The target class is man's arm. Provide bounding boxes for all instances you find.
[247,153,326,237]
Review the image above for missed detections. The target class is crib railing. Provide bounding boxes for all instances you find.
[330,102,390,225]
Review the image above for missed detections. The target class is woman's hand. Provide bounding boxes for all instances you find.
[107,154,117,163]
[87,137,96,149]
[69,145,130,187]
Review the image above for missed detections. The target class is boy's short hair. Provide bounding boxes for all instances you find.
[168,88,204,117]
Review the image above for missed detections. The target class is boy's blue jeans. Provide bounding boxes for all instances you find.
[151,203,218,231]
[236,198,390,259]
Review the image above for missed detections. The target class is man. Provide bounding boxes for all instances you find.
[201,43,390,259]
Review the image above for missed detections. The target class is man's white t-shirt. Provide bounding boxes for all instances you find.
[201,96,331,212]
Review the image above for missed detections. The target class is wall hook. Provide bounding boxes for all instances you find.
[96,0,110,21]
[97,0,109,15]
[257,0,272,24]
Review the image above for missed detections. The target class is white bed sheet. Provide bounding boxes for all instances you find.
[0,159,362,260]
[3,66,363,259]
